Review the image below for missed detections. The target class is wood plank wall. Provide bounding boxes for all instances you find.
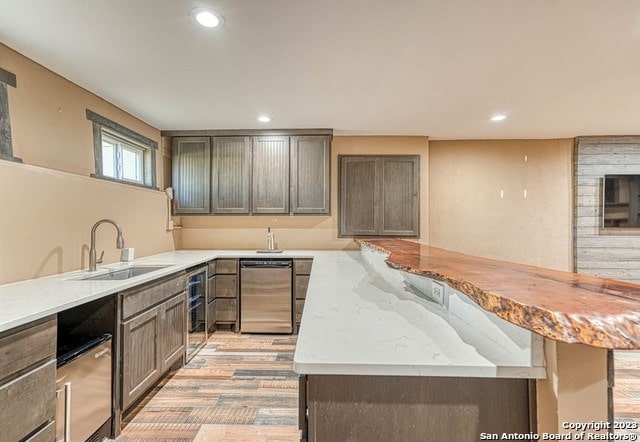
[574,136,640,283]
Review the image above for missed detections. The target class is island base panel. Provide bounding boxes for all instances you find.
[304,375,531,442]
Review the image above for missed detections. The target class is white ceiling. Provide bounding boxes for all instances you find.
[1,0,639,139]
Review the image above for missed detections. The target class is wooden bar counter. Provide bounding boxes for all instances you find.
[358,238,640,350]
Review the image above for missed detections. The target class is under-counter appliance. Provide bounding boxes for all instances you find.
[186,265,207,360]
[55,334,112,442]
[240,259,293,333]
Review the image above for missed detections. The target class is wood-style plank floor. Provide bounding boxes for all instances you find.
[614,350,640,437]
[114,332,299,442]
[113,334,640,441]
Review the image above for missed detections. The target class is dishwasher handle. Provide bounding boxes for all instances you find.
[240,260,292,269]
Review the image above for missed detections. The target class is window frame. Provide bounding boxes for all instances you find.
[87,109,158,189]
[0,67,22,163]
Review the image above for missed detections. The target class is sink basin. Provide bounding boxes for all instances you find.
[80,265,170,281]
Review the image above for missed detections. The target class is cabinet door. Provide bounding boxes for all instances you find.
[339,156,379,236]
[172,137,211,214]
[211,137,251,214]
[121,306,161,410]
[252,136,290,214]
[290,136,331,214]
[160,293,186,370]
[380,156,419,236]
[339,155,419,237]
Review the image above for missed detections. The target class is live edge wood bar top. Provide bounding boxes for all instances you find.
[357,238,640,350]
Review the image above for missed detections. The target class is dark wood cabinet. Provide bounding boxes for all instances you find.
[252,136,290,214]
[171,131,331,216]
[290,136,331,214]
[339,155,419,237]
[207,259,238,332]
[0,316,56,442]
[119,274,187,411]
[172,137,211,214]
[160,293,187,368]
[121,306,161,410]
[211,137,252,214]
[301,375,530,442]
[294,259,313,331]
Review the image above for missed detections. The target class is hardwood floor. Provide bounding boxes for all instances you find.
[113,334,640,441]
[614,349,640,437]
[114,332,299,442]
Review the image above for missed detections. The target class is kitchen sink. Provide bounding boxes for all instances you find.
[80,265,170,281]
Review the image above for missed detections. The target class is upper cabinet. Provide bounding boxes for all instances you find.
[211,137,251,214]
[170,131,331,216]
[339,155,419,237]
[290,136,331,214]
[252,136,290,214]
[172,137,211,214]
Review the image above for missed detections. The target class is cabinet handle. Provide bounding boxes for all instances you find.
[64,382,72,442]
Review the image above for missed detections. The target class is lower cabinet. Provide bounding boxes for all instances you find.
[301,375,531,442]
[207,259,238,332]
[0,316,56,442]
[161,294,187,368]
[294,259,313,331]
[120,275,187,412]
[121,305,162,410]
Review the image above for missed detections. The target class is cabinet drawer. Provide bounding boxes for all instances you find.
[122,273,186,320]
[214,275,237,298]
[216,259,237,274]
[0,316,56,383]
[214,299,237,323]
[0,360,55,442]
[295,300,305,324]
[208,260,216,276]
[25,420,55,442]
[295,275,310,299]
[294,259,313,275]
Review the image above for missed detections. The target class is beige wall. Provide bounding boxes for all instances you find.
[427,139,605,432]
[0,44,175,284]
[428,139,573,271]
[179,136,429,250]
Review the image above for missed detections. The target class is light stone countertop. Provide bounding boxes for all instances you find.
[0,248,545,379]
[293,247,546,378]
[0,249,313,333]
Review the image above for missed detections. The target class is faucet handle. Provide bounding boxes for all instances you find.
[97,251,105,264]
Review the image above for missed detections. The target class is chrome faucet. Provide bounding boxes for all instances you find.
[89,219,125,271]
[267,227,275,251]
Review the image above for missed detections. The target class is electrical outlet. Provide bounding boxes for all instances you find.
[431,281,445,305]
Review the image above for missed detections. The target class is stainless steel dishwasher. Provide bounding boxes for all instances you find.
[240,259,293,333]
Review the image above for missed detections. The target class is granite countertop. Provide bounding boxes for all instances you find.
[357,238,640,349]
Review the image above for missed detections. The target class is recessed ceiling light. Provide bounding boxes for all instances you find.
[189,8,223,28]
[258,116,272,123]
[490,114,507,122]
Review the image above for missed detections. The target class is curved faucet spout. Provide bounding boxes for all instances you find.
[89,219,126,271]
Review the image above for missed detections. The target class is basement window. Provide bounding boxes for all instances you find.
[87,109,158,189]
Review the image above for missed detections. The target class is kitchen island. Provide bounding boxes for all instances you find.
[293,239,640,441]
